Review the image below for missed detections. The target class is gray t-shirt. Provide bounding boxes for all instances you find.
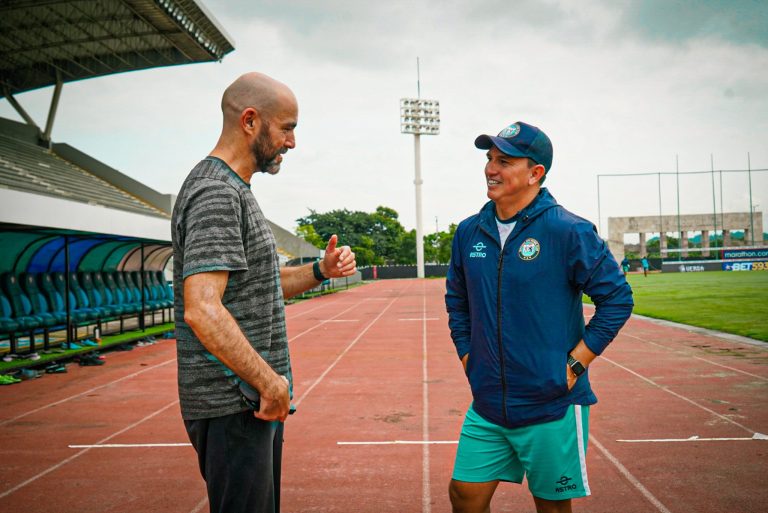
[172,157,290,420]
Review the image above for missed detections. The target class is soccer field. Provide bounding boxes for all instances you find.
[617,271,768,342]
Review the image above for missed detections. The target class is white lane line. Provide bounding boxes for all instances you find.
[68,443,191,448]
[338,440,457,446]
[589,435,673,513]
[286,297,342,319]
[421,282,431,513]
[287,302,360,342]
[602,356,757,435]
[400,318,439,321]
[322,319,359,323]
[691,356,768,382]
[190,496,208,513]
[618,433,768,443]
[0,400,179,499]
[622,332,768,382]
[294,291,407,407]
[0,358,175,427]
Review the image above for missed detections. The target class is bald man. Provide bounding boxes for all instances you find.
[172,73,356,513]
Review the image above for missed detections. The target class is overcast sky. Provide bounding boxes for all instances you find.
[2,0,767,238]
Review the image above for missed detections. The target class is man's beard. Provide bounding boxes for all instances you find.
[252,122,287,175]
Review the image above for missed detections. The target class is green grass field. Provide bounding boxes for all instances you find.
[589,271,768,342]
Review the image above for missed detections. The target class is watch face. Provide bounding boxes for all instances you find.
[568,355,586,376]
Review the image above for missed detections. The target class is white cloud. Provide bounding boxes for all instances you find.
[1,0,766,237]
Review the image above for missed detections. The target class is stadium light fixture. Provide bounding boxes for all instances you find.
[400,59,440,279]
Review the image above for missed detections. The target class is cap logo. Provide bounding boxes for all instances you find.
[518,238,540,260]
[498,124,520,138]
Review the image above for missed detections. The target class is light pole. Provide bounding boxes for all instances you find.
[400,61,439,278]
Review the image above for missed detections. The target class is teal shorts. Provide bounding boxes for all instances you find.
[452,403,591,501]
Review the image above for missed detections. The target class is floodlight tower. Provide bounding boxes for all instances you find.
[400,58,439,278]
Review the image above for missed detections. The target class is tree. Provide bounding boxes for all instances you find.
[424,223,456,264]
[295,224,325,249]
[296,207,457,267]
[296,206,409,266]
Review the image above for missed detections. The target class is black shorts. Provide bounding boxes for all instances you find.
[185,411,284,513]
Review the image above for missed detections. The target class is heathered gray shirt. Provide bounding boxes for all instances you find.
[172,157,290,420]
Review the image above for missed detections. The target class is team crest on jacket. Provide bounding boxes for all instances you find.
[518,238,540,260]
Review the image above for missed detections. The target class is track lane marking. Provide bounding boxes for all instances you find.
[618,434,768,443]
[0,400,179,499]
[420,281,431,513]
[68,443,191,448]
[602,356,757,435]
[621,332,768,382]
[590,434,673,513]
[0,358,175,427]
[338,440,456,445]
[294,285,412,408]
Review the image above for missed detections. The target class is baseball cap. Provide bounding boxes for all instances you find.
[475,121,553,172]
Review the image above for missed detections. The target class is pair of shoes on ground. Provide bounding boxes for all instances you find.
[81,339,99,347]
[44,362,67,374]
[62,342,82,350]
[2,354,17,363]
[19,368,42,380]
[0,374,22,385]
[78,354,105,366]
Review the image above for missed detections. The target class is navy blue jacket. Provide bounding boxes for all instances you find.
[445,189,633,428]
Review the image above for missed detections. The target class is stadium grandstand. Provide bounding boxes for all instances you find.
[0,0,320,368]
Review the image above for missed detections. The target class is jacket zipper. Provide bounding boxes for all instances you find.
[496,242,508,424]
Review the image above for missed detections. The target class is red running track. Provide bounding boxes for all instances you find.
[0,279,766,512]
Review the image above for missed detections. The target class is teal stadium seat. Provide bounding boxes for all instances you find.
[0,292,21,354]
[39,272,89,323]
[1,273,54,353]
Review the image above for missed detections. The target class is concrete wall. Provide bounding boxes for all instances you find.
[608,212,764,262]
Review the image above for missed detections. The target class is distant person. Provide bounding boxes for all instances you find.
[621,256,630,276]
[445,121,634,513]
[641,256,650,277]
[172,72,356,513]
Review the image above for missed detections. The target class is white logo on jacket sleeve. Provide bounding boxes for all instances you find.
[518,238,540,260]
[470,242,487,258]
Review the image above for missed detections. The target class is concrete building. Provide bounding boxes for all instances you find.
[608,212,765,262]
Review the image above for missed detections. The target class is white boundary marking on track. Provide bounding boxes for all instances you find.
[287,302,360,342]
[420,282,431,513]
[602,356,758,435]
[589,435,673,513]
[0,358,175,427]
[0,400,179,499]
[68,443,192,448]
[286,297,341,319]
[622,332,768,382]
[190,496,208,513]
[337,440,457,446]
[399,317,439,321]
[321,319,359,322]
[294,294,403,407]
[618,433,768,443]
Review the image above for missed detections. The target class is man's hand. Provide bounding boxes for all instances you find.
[566,364,578,390]
[255,373,290,422]
[461,354,469,374]
[319,234,356,278]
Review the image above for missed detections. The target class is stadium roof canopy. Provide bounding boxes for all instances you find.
[0,0,235,98]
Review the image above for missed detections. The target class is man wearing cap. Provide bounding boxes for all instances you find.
[445,121,633,512]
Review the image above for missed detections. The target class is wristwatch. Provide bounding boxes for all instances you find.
[567,354,586,377]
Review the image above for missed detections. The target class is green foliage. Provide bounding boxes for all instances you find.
[425,223,457,264]
[295,224,325,249]
[584,271,768,341]
[296,207,457,266]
